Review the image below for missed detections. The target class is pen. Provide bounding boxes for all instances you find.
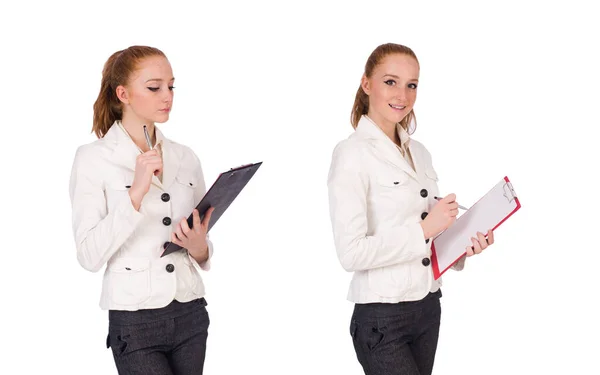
[434,196,469,210]
[143,125,153,151]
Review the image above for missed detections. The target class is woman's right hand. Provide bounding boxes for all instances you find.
[420,193,459,239]
[129,150,163,211]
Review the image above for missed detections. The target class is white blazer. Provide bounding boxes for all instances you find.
[327,115,464,304]
[69,122,213,311]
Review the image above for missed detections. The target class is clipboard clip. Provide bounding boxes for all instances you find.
[503,181,517,203]
[230,163,254,171]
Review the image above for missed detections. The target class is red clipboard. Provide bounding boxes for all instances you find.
[430,176,521,280]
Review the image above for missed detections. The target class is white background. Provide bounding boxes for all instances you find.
[1,1,598,374]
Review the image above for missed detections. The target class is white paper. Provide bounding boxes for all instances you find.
[432,178,520,276]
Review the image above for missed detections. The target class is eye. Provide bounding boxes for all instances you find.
[147,87,159,92]
[168,86,175,91]
[384,79,396,86]
[408,83,418,89]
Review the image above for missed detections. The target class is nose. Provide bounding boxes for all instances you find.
[163,88,173,103]
[394,86,409,101]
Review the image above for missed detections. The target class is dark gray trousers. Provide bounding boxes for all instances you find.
[107,298,209,375]
[350,290,442,375]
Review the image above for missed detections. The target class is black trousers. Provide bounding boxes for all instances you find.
[107,298,209,375]
[350,290,442,375]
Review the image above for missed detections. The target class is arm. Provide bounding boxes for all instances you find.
[327,141,428,272]
[69,146,144,272]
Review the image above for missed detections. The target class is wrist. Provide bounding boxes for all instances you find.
[189,244,209,262]
[420,222,432,239]
[128,190,143,211]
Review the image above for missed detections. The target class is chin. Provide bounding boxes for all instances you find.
[154,114,170,124]
[385,113,405,125]
[389,110,410,124]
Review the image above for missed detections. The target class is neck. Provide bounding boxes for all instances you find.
[366,113,401,147]
[121,114,155,152]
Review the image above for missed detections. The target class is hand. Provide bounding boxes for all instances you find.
[466,229,495,256]
[420,193,459,239]
[129,150,163,210]
[171,207,215,263]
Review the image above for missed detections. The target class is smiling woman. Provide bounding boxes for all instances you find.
[327,43,495,375]
[69,45,215,375]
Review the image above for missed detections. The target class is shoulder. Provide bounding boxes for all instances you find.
[409,137,433,161]
[72,138,111,165]
[408,137,429,154]
[166,139,203,169]
[332,132,369,160]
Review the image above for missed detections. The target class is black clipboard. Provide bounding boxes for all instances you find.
[161,162,262,257]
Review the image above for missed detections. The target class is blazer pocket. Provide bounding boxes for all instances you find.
[425,168,438,181]
[367,263,412,299]
[173,173,199,210]
[376,173,409,188]
[108,257,151,306]
[175,174,199,189]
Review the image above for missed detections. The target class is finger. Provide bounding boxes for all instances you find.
[487,229,495,244]
[471,237,482,254]
[477,232,488,250]
[449,208,459,217]
[146,160,163,175]
[193,209,202,233]
[466,245,475,257]
[175,220,186,240]
[443,193,456,202]
[180,217,191,235]
[171,232,184,246]
[202,207,215,228]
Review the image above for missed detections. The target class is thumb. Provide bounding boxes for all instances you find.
[443,193,456,202]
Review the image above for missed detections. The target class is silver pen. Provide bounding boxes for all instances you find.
[143,125,153,151]
[434,196,469,210]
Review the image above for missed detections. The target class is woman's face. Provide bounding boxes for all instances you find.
[118,55,175,125]
[362,53,420,130]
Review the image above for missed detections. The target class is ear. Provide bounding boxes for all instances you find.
[360,75,371,95]
[115,85,129,104]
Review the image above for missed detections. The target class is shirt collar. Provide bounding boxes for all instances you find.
[115,121,165,152]
[359,114,411,148]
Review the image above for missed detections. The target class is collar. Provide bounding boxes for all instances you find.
[356,115,411,148]
[113,121,165,153]
[354,114,419,180]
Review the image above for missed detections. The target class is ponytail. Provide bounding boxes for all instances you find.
[92,50,123,138]
[351,84,369,129]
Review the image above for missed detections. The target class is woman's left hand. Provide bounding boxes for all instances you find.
[466,229,494,257]
[171,207,214,263]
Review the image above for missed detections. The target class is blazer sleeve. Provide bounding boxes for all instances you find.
[327,140,428,272]
[188,149,213,271]
[69,146,144,272]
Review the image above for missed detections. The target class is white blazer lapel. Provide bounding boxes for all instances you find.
[104,123,138,173]
[159,138,181,190]
[105,122,166,190]
[355,116,418,181]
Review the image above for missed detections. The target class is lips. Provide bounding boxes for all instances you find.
[160,108,171,112]
[389,104,406,110]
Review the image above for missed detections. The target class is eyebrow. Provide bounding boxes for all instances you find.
[145,77,175,83]
[383,74,418,81]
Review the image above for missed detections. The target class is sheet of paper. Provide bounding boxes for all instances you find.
[431,177,520,278]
